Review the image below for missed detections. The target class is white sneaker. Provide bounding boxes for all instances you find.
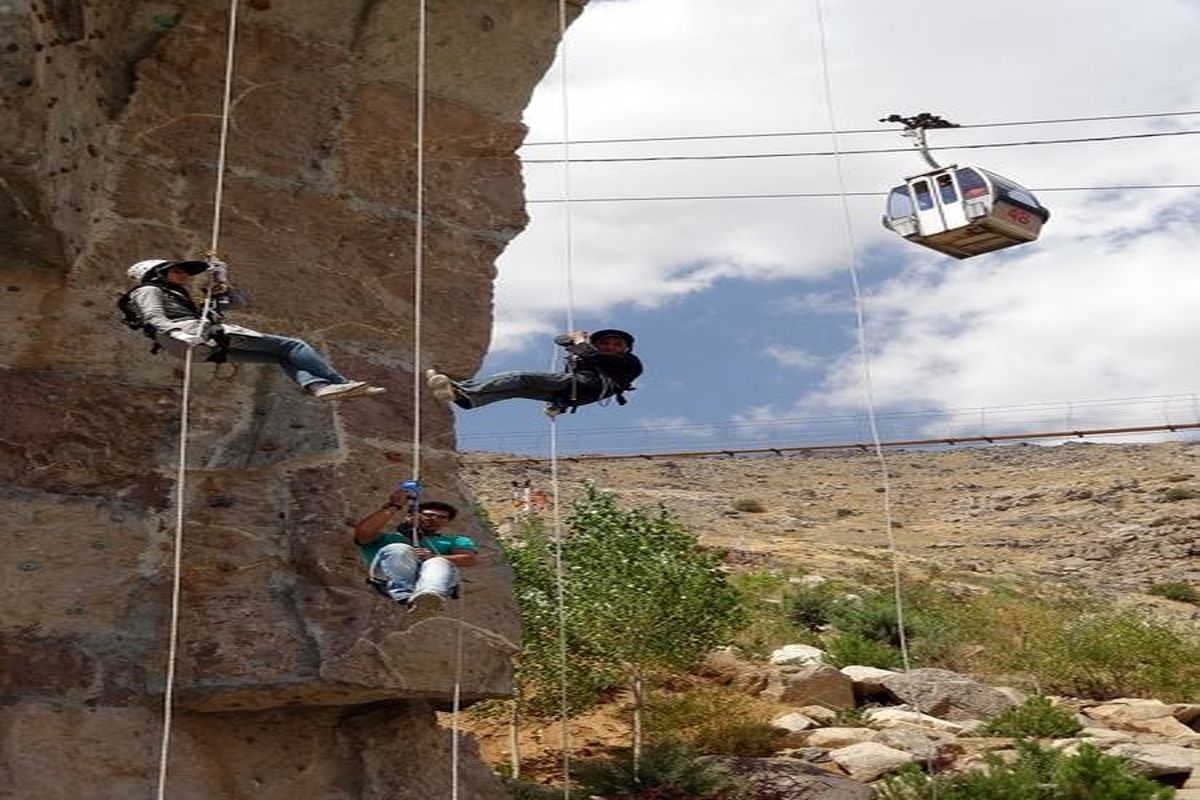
[425,370,456,403]
[311,380,369,400]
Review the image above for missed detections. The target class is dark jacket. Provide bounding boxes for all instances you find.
[562,343,643,406]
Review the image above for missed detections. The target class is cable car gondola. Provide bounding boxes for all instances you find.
[880,113,1050,259]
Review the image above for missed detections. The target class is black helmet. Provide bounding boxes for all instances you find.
[590,329,635,350]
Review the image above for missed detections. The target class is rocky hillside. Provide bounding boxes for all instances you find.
[464,440,1200,597]
[460,440,1200,797]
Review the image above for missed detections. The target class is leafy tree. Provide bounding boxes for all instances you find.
[562,488,746,772]
[503,488,745,777]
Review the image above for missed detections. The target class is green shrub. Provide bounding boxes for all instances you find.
[979,695,1083,739]
[878,740,1174,800]
[1162,487,1198,501]
[823,631,903,669]
[828,591,912,648]
[575,741,746,799]
[1021,609,1200,701]
[644,688,782,757]
[782,582,840,631]
[1147,581,1200,604]
[731,498,766,513]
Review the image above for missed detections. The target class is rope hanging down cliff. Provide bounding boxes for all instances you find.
[155,2,241,799]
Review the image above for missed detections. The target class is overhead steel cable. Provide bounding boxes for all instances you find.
[521,128,1200,165]
[527,183,1200,204]
[520,109,1200,147]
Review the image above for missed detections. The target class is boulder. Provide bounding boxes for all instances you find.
[872,727,951,761]
[805,727,876,748]
[699,756,875,800]
[881,668,1016,721]
[1086,699,1200,740]
[829,741,916,782]
[1105,742,1200,779]
[840,665,898,694]
[760,664,855,709]
[770,644,827,666]
[865,707,968,734]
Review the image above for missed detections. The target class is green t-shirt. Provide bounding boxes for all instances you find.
[357,527,477,566]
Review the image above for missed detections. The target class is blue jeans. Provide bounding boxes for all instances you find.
[222,333,348,389]
[371,543,460,601]
[455,371,600,408]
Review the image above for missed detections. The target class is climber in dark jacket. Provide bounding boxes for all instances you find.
[426,328,643,415]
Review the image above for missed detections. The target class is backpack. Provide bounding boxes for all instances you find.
[116,286,163,352]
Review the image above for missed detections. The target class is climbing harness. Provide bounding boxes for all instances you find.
[117,277,234,361]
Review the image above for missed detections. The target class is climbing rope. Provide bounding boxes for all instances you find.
[546,2,578,796]
[155,2,240,799]
[401,3,468,795]
[812,0,911,674]
[411,0,427,486]
[549,416,572,798]
[813,3,939,793]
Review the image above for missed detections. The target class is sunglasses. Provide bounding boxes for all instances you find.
[419,511,451,520]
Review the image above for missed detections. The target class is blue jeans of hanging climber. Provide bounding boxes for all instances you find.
[220,333,349,390]
[451,370,606,408]
[371,543,460,602]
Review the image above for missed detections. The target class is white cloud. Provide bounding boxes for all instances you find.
[486,0,1200,436]
[763,344,821,371]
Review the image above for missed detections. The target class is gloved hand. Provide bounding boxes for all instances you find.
[554,330,587,347]
[207,260,229,285]
[170,330,212,348]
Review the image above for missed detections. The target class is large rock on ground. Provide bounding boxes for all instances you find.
[701,756,876,800]
[881,668,1015,721]
[760,664,856,708]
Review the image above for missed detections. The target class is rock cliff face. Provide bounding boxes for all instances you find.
[0,1,580,797]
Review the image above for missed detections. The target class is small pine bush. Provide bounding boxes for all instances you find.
[979,695,1083,739]
[782,582,840,631]
[823,631,903,670]
[575,741,746,799]
[731,498,766,513]
[878,740,1174,800]
[1162,486,1198,501]
[1147,581,1200,604]
[828,591,912,648]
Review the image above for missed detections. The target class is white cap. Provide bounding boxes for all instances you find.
[126,259,209,282]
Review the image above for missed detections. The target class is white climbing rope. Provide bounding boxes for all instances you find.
[411,0,427,487]
[549,416,573,798]
[402,4,468,795]
[545,2,578,796]
[811,0,911,671]
[155,2,240,799]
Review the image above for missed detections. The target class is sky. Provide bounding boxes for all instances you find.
[454,0,1200,456]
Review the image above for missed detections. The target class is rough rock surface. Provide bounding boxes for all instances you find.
[0,1,582,797]
[701,756,876,800]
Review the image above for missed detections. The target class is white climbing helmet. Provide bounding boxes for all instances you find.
[126,259,209,282]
